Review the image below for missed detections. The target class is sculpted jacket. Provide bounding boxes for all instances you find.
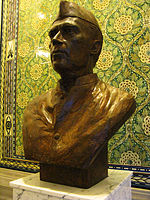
[23,74,136,168]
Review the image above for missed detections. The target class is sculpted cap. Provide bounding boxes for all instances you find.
[53,1,100,31]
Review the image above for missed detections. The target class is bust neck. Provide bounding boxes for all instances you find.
[59,72,98,92]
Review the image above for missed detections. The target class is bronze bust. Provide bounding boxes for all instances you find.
[23,1,136,188]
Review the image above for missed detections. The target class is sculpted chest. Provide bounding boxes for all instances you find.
[23,80,135,169]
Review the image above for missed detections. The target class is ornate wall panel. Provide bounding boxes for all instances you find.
[0,0,150,187]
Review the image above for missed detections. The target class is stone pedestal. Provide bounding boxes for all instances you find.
[10,169,132,200]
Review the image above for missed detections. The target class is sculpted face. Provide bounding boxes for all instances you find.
[49,17,94,75]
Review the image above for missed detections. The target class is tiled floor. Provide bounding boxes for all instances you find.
[0,168,149,200]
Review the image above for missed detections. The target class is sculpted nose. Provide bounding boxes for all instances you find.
[52,31,63,46]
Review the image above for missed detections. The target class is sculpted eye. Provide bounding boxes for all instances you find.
[49,28,58,39]
[62,25,79,37]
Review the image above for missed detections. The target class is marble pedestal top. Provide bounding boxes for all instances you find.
[10,169,132,200]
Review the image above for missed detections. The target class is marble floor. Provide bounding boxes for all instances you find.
[0,168,149,200]
[0,168,31,200]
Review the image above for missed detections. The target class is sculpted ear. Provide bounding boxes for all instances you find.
[90,40,102,55]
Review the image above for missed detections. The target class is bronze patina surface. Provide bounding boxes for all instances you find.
[23,1,136,188]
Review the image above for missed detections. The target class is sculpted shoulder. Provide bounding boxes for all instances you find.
[105,82,136,110]
[97,80,135,105]
[93,80,136,132]
[93,80,135,112]
[24,89,54,117]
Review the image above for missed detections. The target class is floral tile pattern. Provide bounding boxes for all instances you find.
[0,0,149,172]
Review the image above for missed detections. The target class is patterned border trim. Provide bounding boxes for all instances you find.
[109,164,150,189]
[132,172,150,190]
[0,158,39,172]
[109,164,150,173]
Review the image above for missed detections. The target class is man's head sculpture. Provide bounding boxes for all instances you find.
[23,1,136,189]
[49,1,103,78]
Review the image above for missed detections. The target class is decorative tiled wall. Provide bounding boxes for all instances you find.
[0,0,149,173]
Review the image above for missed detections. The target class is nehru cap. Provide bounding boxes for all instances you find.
[53,1,100,31]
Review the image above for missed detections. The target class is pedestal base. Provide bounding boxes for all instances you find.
[10,169,132,200]
[40,143,108,188]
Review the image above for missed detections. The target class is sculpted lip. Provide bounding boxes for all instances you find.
[52,50,68,56]
[51,50,68,62]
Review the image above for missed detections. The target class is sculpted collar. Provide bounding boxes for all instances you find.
[58,73,99,91]
[74,73,99,86]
